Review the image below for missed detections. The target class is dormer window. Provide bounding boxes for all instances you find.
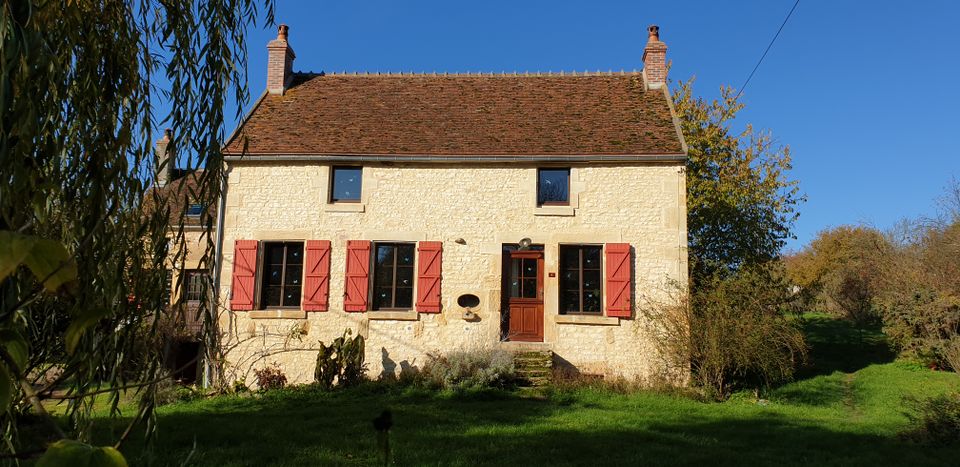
[330,166,362,203]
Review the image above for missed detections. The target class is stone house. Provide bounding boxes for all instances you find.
[150,132,213,384]
[215,24,688,385]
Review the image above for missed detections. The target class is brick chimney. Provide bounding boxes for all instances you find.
[267,24,296,95]
[155,129,174,187]
[642,25,668,89]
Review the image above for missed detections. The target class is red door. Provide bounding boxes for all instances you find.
[505,250,544,342]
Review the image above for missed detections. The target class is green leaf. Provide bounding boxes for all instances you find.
[0,231,77,293]
[0,365,11,411]
[65,308,110,355]
[89,446,128,467]
[0,329,29,371]
[23,237,78,293]
[0,231,35,282]
[36,440,128,467]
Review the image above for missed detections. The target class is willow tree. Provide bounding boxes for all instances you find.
[0,0,271,461]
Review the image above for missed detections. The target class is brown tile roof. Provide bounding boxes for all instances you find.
[223,72,684,157]
[143,170,215,229]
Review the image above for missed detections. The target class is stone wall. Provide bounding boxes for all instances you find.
[218,161,687,386]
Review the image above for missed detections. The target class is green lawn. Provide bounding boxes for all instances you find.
[101,314,959,466]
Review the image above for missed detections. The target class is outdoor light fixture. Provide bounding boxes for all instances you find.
[518,237,532,250]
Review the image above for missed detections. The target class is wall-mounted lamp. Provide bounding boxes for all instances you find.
[518,237,532,250]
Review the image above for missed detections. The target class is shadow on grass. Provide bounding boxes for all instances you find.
[795,314,895,379]
[93,382,958,467]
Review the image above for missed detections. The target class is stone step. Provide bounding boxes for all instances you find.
[512,350,554,387]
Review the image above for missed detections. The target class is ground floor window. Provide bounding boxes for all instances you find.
[559,245,603,314]
[372,242,415,310]
[260,242,304,308]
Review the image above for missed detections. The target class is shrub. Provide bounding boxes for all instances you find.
[253,363,287,391]
[943,337,960,374]
[419,348,516,391]
[643,263,808,400]
[155,380,204,405]
[901,392,960,445]
[314,329,367,390]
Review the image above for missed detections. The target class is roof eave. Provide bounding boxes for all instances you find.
[221,153,687,163]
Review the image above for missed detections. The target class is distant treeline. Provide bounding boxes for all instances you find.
[785,179,960,370]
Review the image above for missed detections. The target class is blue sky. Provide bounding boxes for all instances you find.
[222,0,960,250]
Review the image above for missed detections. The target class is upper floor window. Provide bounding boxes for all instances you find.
[559,245,602,314]
[330,166,362,203]
[371,242,415,310]
[260,242,303,308]
[184,270,208,303]
[537,168,570,206]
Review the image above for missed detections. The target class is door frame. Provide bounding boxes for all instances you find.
[501,248,545,342]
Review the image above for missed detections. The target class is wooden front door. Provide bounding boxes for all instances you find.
[504,250,544,342]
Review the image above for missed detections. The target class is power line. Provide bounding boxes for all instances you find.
[734,0,801,101]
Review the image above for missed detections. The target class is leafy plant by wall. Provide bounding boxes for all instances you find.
[253,363,287,392]
[315,329,366,390]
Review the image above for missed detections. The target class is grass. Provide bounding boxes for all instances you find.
[94,314,959,466]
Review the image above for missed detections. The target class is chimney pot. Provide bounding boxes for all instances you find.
[648,25,660,41]
[278,24,289,41]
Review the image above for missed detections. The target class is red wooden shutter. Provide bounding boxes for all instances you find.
[416,241,443,313]
[229,240,259,311]
[605,243,632,318]
[303,240,331,311]
[343,240,371,312]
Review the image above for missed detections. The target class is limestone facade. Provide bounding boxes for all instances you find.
[217,161,687,386]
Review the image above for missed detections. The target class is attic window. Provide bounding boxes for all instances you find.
[186,203,203,217]
[537,168,570,206]
[330,166,362,203]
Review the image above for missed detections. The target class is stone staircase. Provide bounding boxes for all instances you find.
[512,350,554,387]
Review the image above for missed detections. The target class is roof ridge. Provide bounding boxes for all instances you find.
[293,70,642,78]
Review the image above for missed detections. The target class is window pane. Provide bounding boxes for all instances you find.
[561,270,579,289]
[510,259,521,297]
[523,258,538,278]
[397,244,415,266]
[374,287,393,309]
[537,168,570,205]
[376,245,395,269]
[522,279,537,298]
[265,265,283,286]
[561,246,579,270]
[375,266,394,287]
[283,286,301,307]
[331,167,362,202]
[583,246,602,269]
[285,265,302,286]
[561,290,580,313]
[285,244,303,265]
[582,270,601,291]
[583,290,601,313]
[395,288,413,308]
[266,244,285,264]
[396,266,413,288]
[262,286,282,307]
